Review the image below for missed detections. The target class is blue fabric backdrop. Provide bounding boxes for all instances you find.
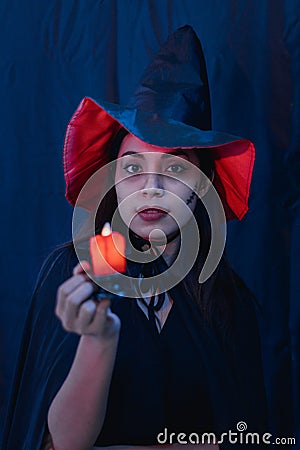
[1,0,299,446]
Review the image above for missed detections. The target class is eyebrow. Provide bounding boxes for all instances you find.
[120,150,191,159]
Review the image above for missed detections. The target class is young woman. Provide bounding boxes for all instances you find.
[49,133,212,447]
[2,26,267,450]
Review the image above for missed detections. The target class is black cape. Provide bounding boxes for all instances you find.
[2,244,268,449]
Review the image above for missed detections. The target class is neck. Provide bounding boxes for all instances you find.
[128,229,181,266]
[153,234,180,266]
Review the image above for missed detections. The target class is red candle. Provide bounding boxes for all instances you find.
[90,223,126,276]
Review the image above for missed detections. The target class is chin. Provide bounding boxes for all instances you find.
[130,221,178,244]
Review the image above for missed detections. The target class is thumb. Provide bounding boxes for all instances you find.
[96,298,111,315]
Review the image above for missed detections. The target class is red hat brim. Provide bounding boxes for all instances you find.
[64,97,255,221]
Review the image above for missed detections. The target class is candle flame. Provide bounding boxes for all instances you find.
[101,222,112,236]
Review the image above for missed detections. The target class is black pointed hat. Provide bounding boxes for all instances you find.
[63,25,255,220]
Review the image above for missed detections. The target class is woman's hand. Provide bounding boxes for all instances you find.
[55,261,121,340]
[49,261,121,450]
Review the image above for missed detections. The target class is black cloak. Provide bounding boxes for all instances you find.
[2,244,268,450]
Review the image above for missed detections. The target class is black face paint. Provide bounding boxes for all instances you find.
[186,186,198,205]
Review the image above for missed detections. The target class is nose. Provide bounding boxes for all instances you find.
[141,173,164,198]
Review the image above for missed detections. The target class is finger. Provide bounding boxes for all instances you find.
[62,282,95,328]
[76,299,97,332]
[90,300,121,337]
[97,298,111,314]
[56,274,88,317]
[73,260,91,276]
[58,274,88,299]
[93,298,111,326]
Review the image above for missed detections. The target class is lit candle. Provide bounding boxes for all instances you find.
[90,222,126,276]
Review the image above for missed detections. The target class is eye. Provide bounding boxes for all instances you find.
[123,164,142,174]
[166,164,186,174]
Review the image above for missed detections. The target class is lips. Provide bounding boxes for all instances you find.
[137,207,168,221]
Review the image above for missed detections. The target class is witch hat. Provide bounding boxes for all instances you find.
[63,25,255,221]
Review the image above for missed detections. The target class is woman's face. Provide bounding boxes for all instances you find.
[114,134,201,241]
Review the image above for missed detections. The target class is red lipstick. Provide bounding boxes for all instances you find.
[137,208,168,221]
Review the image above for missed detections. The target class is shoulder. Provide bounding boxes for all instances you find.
[28,243,78,320]
[206,257,262,351]
[227,265,262,330]
[34,243,77,295]
[218,261,263,361]
[214,257,260,318]
[34,243,77,293]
